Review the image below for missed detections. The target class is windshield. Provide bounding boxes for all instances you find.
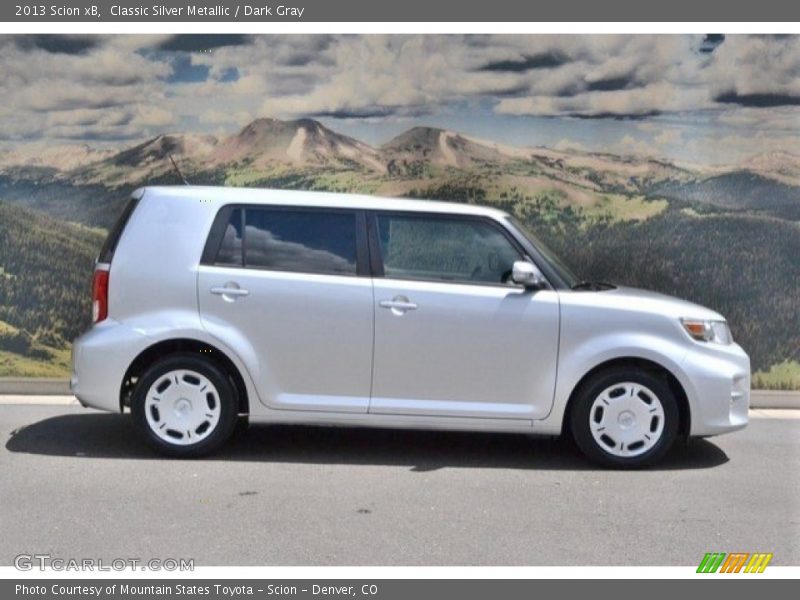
[506,217,580,288]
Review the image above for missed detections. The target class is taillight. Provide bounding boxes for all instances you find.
[92,268,109,323]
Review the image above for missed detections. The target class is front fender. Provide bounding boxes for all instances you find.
[535,331,692,435]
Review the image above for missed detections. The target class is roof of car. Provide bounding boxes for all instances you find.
[138,185,509,219]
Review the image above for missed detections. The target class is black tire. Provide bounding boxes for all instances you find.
[569,367,679,468]
[232,415,250,439]
[131,353,239,458]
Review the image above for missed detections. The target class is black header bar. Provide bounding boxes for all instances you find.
[2,0,799,23]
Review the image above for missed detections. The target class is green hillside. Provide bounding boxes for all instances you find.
[649,171,800,220]
[752,360,800,390]
[0,200,104,375]
[0,319,71,377]
[0,170,130,228]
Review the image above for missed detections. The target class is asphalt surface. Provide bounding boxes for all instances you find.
[1,403,798,566]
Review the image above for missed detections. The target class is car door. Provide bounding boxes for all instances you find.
[369,212,560,420]
[198,204,374,413]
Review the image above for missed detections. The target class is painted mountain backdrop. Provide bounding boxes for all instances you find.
[0,117,798,387]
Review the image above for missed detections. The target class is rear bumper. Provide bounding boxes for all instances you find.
[71,320,149,412]
[680,342,750,437]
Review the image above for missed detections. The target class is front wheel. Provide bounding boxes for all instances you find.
[131,354,239,457]
[570,368,679,468]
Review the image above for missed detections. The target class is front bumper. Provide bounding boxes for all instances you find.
[680,341,750,436]
[71,320,149,412]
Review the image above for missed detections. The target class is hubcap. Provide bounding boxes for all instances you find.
[589,382,665,458]
[144,369,221,446]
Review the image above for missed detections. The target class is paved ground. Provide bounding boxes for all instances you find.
[1,403,798,566]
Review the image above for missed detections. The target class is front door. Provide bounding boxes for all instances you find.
[369,212,560,420]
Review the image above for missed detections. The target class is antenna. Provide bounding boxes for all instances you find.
[167,153,189,185]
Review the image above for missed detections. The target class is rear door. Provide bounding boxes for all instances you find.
[369,212,560,420]
[198,205,374,413]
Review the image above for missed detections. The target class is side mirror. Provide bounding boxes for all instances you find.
[511,260,546,289]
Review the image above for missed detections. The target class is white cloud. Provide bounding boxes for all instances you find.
[553,138,588,152]
[0,35,172,140]
[611,134,660,158]
[709,35,800,99]
[133,105,175,128]
[0,33,799,163]
[653,128,683,146]
[197,108,252,127]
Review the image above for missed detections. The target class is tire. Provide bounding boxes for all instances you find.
[569,367,679,468]
[232,415,250,438]
[131,353,239,458]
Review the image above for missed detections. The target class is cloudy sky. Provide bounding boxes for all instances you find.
[1,34,798,165]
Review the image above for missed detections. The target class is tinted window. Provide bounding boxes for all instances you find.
[236,208,357,275]
[98,196,139,263]
[215,208,243,266]
[377,215,521,284]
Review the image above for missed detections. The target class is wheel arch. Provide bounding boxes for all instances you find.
[120,338,250,415]
[562,356,691,438]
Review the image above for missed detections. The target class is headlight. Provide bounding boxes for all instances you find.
[680,318,733,345]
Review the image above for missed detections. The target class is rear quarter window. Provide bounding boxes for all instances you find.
[98,196,140,263]
[215,208,244,266]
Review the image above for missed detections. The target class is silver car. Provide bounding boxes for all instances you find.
[71,186,750,467]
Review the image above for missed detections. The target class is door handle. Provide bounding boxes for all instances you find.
[379,296,418,314]
[211,287,249,296]
[379,300,417,310]
[210,285,249,300]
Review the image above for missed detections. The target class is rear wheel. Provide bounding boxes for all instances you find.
[132,354,238,457]
[570,368,679,468]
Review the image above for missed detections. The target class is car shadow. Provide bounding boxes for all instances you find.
[5,413,729,471]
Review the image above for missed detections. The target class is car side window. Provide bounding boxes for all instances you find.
[214,207,358,276]
[376,214,522,285]
[215,208,244,266]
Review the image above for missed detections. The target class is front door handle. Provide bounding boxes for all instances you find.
[379,296,418,315]
[210,284,249,301]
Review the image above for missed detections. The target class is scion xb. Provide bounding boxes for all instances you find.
[71,186,750,467]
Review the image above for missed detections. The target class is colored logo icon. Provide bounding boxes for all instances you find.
[697,552,773,573]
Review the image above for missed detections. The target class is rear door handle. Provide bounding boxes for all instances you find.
[210,285,249,300]
[379,296,418,314]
